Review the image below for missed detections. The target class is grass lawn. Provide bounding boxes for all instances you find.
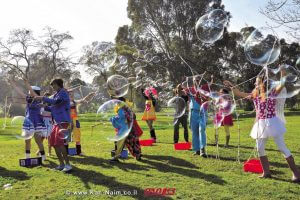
[1,112,300,200]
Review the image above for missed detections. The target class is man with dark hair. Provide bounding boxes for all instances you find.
[51,79,64,88]
[36,78,72,172]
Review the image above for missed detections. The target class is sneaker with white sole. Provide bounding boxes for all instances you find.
[62,164,72,172]
[55,165,65,171]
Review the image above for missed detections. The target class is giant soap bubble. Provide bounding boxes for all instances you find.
[97,100,133,141]
[167,97,187,119]
[215,94,236,117]
[11,116,35,140]
[107,75,129,98]
[11,116,25,126]
[268,64,300,98]
[93,42,117,70]
[244,28,281,66]
[200,94,236,128]
[195,9,228,44]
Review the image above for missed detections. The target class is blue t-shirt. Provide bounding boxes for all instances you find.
[43,88,71,124]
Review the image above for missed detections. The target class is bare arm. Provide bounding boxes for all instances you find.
[76,92,96,104]
[223,80,251,98]
[67,85,81,93]
[274,68,287,94]
[23,77,38,97]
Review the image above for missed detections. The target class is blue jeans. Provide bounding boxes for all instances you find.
[190,110,207,151]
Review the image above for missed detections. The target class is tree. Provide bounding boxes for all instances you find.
[261,0,300,41]
[0,29,36,78]
[37,27,77,85]
[0,27,77,87]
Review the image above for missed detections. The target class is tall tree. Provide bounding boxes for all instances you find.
[0,29,36,78]
[261,0,300,41]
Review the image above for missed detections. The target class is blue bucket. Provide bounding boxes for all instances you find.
[120,149,128,159]
[68,148,77,156]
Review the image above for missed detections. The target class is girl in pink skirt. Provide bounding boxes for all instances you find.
[219,88,233,147]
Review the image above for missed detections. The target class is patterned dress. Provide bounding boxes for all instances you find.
[250,90,286,139]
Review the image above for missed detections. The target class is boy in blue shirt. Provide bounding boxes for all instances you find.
[35,79,72,172]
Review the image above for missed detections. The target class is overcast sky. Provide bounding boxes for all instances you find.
[0,0,286,83]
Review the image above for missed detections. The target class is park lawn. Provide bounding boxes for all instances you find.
[1,113,300,200]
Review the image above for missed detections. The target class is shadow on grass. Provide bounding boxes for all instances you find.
[70,155,226,185]
[269,161,289,168]
[69,156,148,172]
[206,155,246,163]
[142,155,226,185]
[0,166,31,181]
[143,155,197,169]
[69,166,173,200]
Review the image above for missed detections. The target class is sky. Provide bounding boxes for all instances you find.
[223,0,269,32]
[0,0,131,83]
[0,0,287,83]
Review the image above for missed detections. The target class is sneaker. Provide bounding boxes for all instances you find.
[193,151,200,156]
[55,165,65,171]
[62,164,72,172]
[200,153,208,158]
[200,148,207,158]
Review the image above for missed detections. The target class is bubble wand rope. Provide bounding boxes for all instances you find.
[231,88,241,163]
[231,65,265,163]
[251,28,279,163]
[178,55,266,160]
[179,54,223,158]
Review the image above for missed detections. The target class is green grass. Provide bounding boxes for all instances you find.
[1,113,300,200]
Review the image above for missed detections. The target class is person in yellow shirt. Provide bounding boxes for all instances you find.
[141,87,157,142]
[68,88,95,155]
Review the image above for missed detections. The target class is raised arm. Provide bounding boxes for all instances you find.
[223,80,251,98]
[75,92,96,104]
[274,68,287,95]
[23,77,38,97]
[67,85,81,93]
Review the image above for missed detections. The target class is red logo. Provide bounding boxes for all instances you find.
[144,188,176,196]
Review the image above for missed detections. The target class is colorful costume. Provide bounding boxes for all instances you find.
[186,85,209,154]
[222,115,233,126]
[41,108,53,137]
[141,88,157,140]
[125,113,142,158]
[141,100,156,121]
[111,104,132,158]
[22,96,47,137]
[250,89,290,158]
[43,88,71,147]
[111,102,142,160]
[70,101,80,142]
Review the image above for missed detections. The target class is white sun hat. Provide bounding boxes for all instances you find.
[31,86,41,91]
